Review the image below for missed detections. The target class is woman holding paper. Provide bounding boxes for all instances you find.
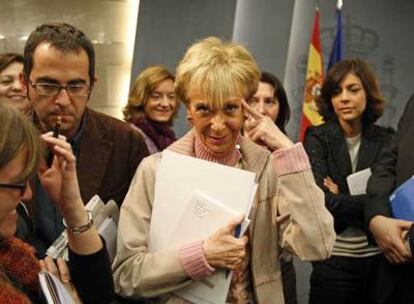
[303,59,394,304]
[113,37,335,304]
[0,103,115,303]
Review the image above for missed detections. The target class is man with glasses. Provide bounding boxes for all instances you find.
[20,23,149,255]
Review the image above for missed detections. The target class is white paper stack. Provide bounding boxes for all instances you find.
[47,195,120,262]
[97,217,118,261]
[39,271,74,304]
[171,191,250,304]
[149,150,257,304]
[346,168,372,195]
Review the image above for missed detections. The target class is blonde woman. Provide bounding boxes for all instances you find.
[124,66,178,153]
[113,37,335,303]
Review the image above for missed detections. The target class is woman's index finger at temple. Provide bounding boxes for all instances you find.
[241,99,262,120]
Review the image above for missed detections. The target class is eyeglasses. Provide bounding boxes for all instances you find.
[248,97,279,108]
[0,181,28,196]
[149,92,175,102]
[29,80,90,98]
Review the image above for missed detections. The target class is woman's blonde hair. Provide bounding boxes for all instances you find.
[175,37,260,107]
[123,65,177,124]
[0,103,40,181]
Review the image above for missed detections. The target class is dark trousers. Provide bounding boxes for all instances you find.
[373,256,414,304]
[281,258,297,304]
[309,255,380,304]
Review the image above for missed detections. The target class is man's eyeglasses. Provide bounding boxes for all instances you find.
[29,80,90,98]
[0,182,29,196]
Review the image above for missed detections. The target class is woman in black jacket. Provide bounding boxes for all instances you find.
[304,58,394,304]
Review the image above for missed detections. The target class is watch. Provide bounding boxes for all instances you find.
[62,210,93,234]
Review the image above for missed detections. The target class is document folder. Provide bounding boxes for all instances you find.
[390,176,414,221]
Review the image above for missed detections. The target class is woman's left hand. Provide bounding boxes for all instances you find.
[38,132,83,214]
[40,256,82,303]
[242,99,293,151]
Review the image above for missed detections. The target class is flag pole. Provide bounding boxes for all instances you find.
[327,0,344,71]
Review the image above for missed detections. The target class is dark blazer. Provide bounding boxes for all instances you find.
[304,119,394,233]
[365,95,414,224]
[76,108,149,205]
[364,95,414,304]
[26,108,149,253]
[31,107,149,209]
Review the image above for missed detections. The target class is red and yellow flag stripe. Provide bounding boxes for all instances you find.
[299,8,324,141]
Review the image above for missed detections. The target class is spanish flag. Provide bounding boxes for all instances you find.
[299,7,324,141]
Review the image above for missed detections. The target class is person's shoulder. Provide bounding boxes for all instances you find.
[142,151,162,165]
[405,93,414,110]
[136,152,163,177]
[310,120,336,132]
[86,108,145,141]
[368,123,395,138]
[304,120,333,140]
[373,124,395,135]
[87,108,131,131]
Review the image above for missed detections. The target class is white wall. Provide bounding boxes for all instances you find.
[0,0,139,120]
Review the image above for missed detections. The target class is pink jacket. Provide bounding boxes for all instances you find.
[113,131,335,303]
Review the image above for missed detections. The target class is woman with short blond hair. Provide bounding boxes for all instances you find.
[113,37,335,303]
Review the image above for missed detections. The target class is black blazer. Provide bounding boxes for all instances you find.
[364,95,414,304]
[366,95,414,248]
[304,119,394,233]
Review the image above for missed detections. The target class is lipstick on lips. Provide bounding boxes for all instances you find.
[46,115,61,167]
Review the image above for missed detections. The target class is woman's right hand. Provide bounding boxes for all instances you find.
[242,99,293,151]
[40,133,103,256]
[324,176,339,194]
[202,215,248,270]
[39,132,83,213]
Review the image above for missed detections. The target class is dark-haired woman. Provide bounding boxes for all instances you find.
[245,71,296,304]
[304,58,394,304]
[247,71,290,134]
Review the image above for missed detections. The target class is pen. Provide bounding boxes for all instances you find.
[234,224,241,238]
[46,115,61,167]
[53,115,62,138]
